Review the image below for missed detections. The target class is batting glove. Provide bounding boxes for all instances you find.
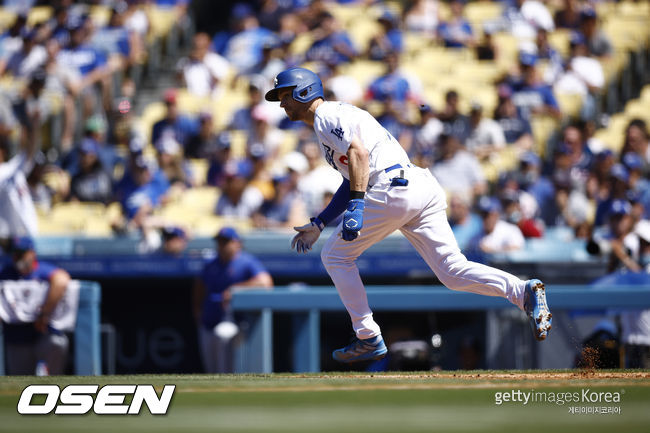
[342,199,364,241]
[291,217,324,253]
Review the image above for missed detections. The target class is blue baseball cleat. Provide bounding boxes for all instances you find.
[524,279,552,341]
[332,335,388,363]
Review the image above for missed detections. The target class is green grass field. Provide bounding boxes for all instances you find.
[1,371,649,433]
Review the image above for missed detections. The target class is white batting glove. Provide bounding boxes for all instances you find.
[291,218,323,253]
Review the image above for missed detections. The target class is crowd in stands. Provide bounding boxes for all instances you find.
[0,0,648,271]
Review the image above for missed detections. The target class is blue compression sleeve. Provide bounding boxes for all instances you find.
[317,178,351,225]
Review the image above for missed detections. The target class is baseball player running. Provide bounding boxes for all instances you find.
[266,68,552,363]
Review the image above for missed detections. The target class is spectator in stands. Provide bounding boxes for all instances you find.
[431,133,487,201]
[499,189,544,238]
[621,119,650,176]
[62,116,120,180]
[367,9,403,61]
[448,192,482,250]
[551,144,593,229]
[151,88,198,149]
[229,79,266,131]
[160,226,188,256]
[554,32,604,121]
[124,0,150,48]
[69,138,113,204]
[258,0,293,32]
[605,199,639,273]
[176,32,230,98]
[404,0,440,39]
[155,132,194,191]
[412,104,443,167]
[0,27,46,78]
[559,122,593,186]
[246,104,284,161]
[502,0,554,40]
[298,140,341,217]
[517,151,556,227]
[0,110,38,238]
[46,5,71,46]
[366,51,412,104]
[323,62,363,105]
[0,236,71,375]
[535,26,564,85]
[437,0,475,48]
[465,101,506,160]
[193,226,273,373]
[12,69,51,147]
[0,12,26,59]
[246,143,274,201]
[223,12,274,74]
[475,26,498,61]
[470,196,525,254]
[579,8,612,59]
[305,11,357,66]
[554,0,581,30]
[118,155,165,229]
[594,164,631,228]
[57,15,110,120]
[26,152,53,214]
[493,84,534,151]
[91,2,133,74]
[509,51,561,120]
[438,90,471,144]
[185,111,217,159]
[252,39,286,83]
[214,160,263,219]
[43,38,80,153]
[252,172,306,229]
[206,132,233,187]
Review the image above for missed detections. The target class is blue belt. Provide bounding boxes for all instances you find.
[384,163,411,187]
[384,163,412,173]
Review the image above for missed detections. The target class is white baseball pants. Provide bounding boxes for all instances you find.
[320,166,527,339]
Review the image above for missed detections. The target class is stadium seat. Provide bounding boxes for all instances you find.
[464,1,503,29]
[27,6,52,26]
[339,60,385,88]
[188,159,208,186]
[530,115,559,157]
[556,93,583,119]
[178,186,220,215]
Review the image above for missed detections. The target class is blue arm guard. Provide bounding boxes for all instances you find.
[317,178,350,225]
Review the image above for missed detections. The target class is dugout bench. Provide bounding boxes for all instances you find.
[231,285,650,373]
[0,281,102,376]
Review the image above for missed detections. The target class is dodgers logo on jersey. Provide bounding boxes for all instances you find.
[322,143,338,171]
[330,127,344,141]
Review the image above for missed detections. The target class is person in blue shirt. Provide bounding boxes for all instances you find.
[90,3,132,71]
[366,51,411,103]
[193,227,273,372]
[448,193,483,250]
[493,84,534,150]
[151,89,198,150]
[508,51,561,120]
[437,0,475,48]
[367,9,403,61]
[0,237,71,375]
[305,11,357,66]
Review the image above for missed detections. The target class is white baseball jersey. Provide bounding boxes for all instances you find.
[313,101,410,185]
[310,101,529,341]
[0,152,38,238]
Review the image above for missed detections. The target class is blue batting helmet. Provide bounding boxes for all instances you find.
[265,67,324,103]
